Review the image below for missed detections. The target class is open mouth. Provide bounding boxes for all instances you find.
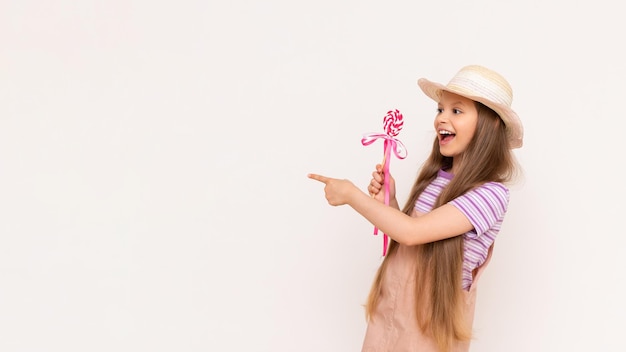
[439,130,456,143]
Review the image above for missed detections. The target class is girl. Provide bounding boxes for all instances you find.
[308,65,523,352]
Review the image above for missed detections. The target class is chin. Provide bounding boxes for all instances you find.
[439,149,460,158]
[439,147,454,157]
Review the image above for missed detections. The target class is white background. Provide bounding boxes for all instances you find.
[1,1,624,351]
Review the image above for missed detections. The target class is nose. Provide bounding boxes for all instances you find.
[435,110,449,126]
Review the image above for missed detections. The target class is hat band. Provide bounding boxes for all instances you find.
[447,74,513,107]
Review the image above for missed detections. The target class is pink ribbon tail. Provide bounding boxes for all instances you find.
[361,133,406,256]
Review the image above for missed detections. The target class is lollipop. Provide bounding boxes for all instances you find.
[361,109,407,256]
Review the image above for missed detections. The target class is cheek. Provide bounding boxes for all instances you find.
[455,119,472,134]
[464,117,479,138]
[467,124,478,139]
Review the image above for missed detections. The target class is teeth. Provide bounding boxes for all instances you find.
[439,130,453,135]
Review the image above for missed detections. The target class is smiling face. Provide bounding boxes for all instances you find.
[434,91,479,163]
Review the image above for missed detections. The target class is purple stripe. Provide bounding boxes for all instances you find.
[465,245,485,257]
[485,183,507,211]
[422,188,440,200]
[459,196,488,233]
[475,190,497,219]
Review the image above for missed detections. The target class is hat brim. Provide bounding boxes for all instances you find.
[418,78,523,149]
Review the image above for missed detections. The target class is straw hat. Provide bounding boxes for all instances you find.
[417,65,523,149]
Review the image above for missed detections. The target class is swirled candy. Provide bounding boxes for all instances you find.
[383,109,403,137]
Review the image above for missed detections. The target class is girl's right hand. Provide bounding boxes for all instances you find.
[368,164,396,203]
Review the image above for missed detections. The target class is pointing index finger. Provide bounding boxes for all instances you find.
[308,173,329,184]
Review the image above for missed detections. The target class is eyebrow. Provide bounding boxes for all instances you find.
[438,100,468,107]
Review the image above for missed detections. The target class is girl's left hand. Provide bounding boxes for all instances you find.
[308,173,356,206]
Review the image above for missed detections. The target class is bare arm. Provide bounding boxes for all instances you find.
[308,173,473,245]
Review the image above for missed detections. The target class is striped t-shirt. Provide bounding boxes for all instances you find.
[414,169,509,290]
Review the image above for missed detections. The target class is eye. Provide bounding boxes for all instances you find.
[436,108,443,114]
[453,108,462,114]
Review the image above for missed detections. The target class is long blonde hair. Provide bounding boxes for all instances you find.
[365,102,518,351]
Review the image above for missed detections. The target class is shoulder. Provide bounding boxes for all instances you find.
[449,182,510,235]
[451,182,510,216]
[473,181,510,204]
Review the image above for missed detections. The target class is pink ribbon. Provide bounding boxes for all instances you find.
[361,133,407,256]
